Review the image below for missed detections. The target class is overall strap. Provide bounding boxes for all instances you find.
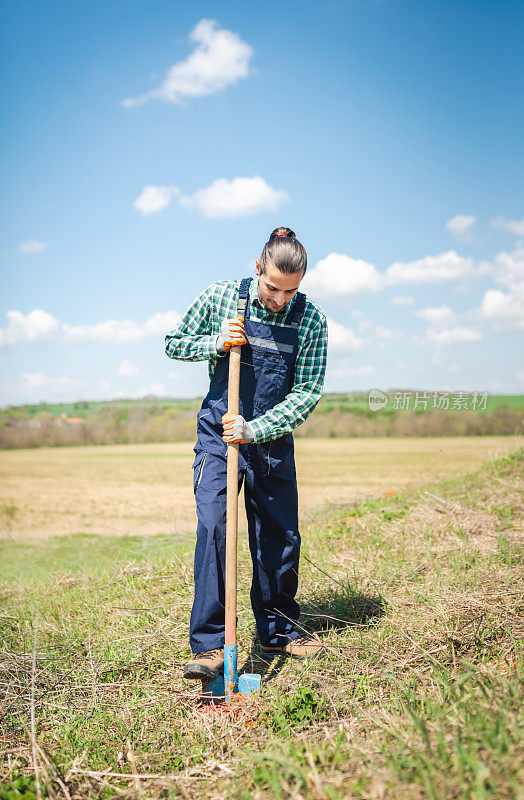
[237,277,252,317]
[285,292,306,329]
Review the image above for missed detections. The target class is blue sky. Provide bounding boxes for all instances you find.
[1,0,523,405]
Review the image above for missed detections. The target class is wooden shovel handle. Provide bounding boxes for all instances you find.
[224,345,241,646]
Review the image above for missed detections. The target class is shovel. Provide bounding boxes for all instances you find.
[207,343,261,702]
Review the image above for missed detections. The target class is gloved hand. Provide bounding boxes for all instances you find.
[215,316,247,355]
[222,413,255,444]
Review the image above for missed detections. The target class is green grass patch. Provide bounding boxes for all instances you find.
[0,532,185,587]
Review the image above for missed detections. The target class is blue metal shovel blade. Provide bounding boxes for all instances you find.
[206,672,261,698]
[205,644,261,699]
[238,672,262,694]
[206,674,224,696]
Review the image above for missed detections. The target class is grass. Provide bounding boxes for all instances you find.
[1,435,521,541]
[0,447,522,799]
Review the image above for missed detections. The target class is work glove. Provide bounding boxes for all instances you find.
[215,317,247,355]
[222,413,255,444]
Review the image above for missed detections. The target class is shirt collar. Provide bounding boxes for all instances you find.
[249,276,298,316]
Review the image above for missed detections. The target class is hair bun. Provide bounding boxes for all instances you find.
[260,227,307,274]
[269,227,296,241]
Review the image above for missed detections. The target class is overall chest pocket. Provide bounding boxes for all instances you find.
[251,349,290,415]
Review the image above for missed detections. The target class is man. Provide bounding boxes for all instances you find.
[165,227,328,681]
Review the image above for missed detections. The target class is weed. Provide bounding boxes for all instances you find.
[264,686,327,733]
[0,773,46,799]
[497,534,522,566]
[380,503,412,521]
[0,501,19,523]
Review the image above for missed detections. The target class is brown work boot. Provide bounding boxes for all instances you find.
[260,632,323,660]
[183,648,224,680]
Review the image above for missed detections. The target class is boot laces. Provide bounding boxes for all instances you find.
[293,634,316,645]
[198,648,222,660]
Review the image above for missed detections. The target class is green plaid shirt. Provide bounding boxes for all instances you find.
[165,278,328,443]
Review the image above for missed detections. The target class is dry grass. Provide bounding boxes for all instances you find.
[0,435,521,541]
[0,447,523,798]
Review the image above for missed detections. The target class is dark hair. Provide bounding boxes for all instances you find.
[259,226,307,275]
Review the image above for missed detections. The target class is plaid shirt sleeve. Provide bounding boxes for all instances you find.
[248,310,328,443]
[164,285,218,361]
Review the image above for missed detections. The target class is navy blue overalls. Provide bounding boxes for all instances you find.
[190,278,306,654]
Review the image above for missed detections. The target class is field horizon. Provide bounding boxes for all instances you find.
[1,392,522,450]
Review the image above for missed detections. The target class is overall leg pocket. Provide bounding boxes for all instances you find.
[192,452,208,494]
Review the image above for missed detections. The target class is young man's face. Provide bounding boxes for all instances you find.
[255,260,305,313]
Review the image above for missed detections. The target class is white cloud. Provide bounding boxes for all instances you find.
[134,185,179,216]
[427,326,482,346]
[374,325,402,347]
[134,176,287,218]
[412,305,481,349]
[123,19,253,107]
[63,310,180,343]
[118,359,140,377]
[64,320,144,343]
[20,372,84,395]
[180,176,288,218]
[326,317,364,354]
[348,310,372,334]
[0,309,180,348]
[302,253,381,299]
[414,305,456,326]
[488,245,524,293]
[391,295,414,306]
[96,380,129,399]
[136,383,167,397]
[304,250,476,300]
[0,309,60,347]
[490,216,524,237]
[384,251,475,286]
[480,289,524,331]
[143,311,181,335]
[445,214,476,239]
[478,245,524,332]
[19,239,47,254]
[430,352,461,372]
